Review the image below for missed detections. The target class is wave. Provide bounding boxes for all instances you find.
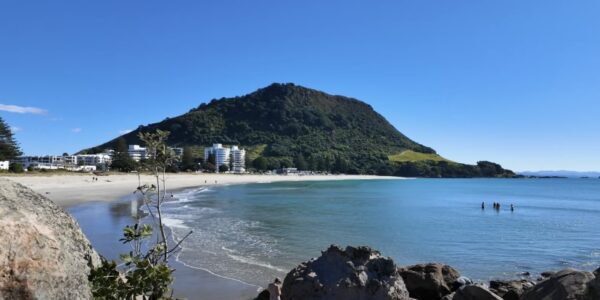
[162,217,189,229]
[172,247,262,290]
[225,252,288,273]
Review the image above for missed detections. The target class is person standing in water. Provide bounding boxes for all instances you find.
[510,204,514,212]
[268,278,282,300]
[481,202,485,210]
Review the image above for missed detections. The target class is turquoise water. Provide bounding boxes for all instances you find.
[72,178,600,288]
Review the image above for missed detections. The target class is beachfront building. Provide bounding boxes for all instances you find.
[204,144,246,173]
[230,146,246,173]
[76,154,112,166]
[14,155,71,169]
[204,144,230,173]
[128,145,148,162]
[0,161,9,170]
[127,145,183,162]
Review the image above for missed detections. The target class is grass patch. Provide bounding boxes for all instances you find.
[388,150,451,163]
[245,144,267,162]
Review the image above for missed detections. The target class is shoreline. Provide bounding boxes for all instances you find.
[1,173,404,207]
[1,173,403,300]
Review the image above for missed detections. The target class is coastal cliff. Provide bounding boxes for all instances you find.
[0,178,101,299]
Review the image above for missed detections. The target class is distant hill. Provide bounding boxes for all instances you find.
[519,171,600,178]
[82,83,514,177]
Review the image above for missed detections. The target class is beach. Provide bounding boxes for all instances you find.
[0,173,403,300]
[1,173,402,207]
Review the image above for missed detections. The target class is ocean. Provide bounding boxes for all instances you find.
[70,178,600,289]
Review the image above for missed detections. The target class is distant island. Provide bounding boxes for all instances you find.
[518,170,600,178]
[82,83,514,178]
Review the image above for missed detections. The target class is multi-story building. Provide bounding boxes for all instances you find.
[76,154,112,166]
[14,155,72,169]
[204,144,246,173]
[128,145,148,162]
[230,146,246,173]
[204,144,230,173]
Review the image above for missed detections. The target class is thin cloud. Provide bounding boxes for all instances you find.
[0,104,47,114]
[71,128,82,133]
[11,126,22,132]
[119,129,133,134]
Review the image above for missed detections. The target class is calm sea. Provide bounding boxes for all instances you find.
[70,178,600,288]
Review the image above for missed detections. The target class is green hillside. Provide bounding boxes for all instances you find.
[83,83,514,177]
[388,150,451,163]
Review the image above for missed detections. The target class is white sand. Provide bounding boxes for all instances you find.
[2,173,402,207]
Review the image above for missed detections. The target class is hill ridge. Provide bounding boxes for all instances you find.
[83,83,513,177]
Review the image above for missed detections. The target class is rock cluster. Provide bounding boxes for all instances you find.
[0,178,101,299]
[259,244,600,300]
[281,245,410,300]
[399,263,460,300]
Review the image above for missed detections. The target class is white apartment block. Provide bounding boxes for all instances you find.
[14,155,71,169]
[128,145,148,162]
[127,145,182,162]
[230,146,246,173]
[204,144,246,173]
[76,154,112,166]
[204,144,230,173]
[0,161,9,170]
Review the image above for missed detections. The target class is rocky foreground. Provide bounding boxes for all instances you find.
[257,245,600,300]
[0,178,100,299]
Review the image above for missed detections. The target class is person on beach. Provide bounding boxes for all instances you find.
[268,278,282,300]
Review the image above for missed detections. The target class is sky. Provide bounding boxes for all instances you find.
[1,1,599,172]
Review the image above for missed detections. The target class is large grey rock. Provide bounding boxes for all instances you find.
[521,268,595,300]
[488,279,534,300]
[0,178,100,300]
[399,263,461,300]
[584,267,600,300]
[450,284,502,300]
[281,245,410,300]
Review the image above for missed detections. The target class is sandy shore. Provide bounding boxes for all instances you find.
[1,173,402,207]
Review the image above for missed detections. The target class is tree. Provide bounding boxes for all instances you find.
[9,162,24,173]
[218,164,229,173]
[0,117,22,161]
[90,130,190,299]
[110,137,138,172]
[253,156,268,171]
[180,146,196,171]
[294,154,307,170]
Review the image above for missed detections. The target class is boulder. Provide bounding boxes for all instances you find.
[585,267,600,300]
[520,268,595,300]
[0,178,100,299]
[255,289,270,300]
[450,284,503,300]
[399,263,461,300]
[453,276,473,290]
[488,279,534,300]
[281,245,410,300]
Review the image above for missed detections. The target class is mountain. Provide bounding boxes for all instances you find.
[519,171,600,178]
[83,83,514,177]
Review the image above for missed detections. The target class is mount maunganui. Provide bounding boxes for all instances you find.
[85,83,514,177]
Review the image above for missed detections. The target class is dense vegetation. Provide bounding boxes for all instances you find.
[0,116,22,161]
[84,83,514,177]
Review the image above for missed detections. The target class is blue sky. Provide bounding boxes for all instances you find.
[1,1,599,171]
